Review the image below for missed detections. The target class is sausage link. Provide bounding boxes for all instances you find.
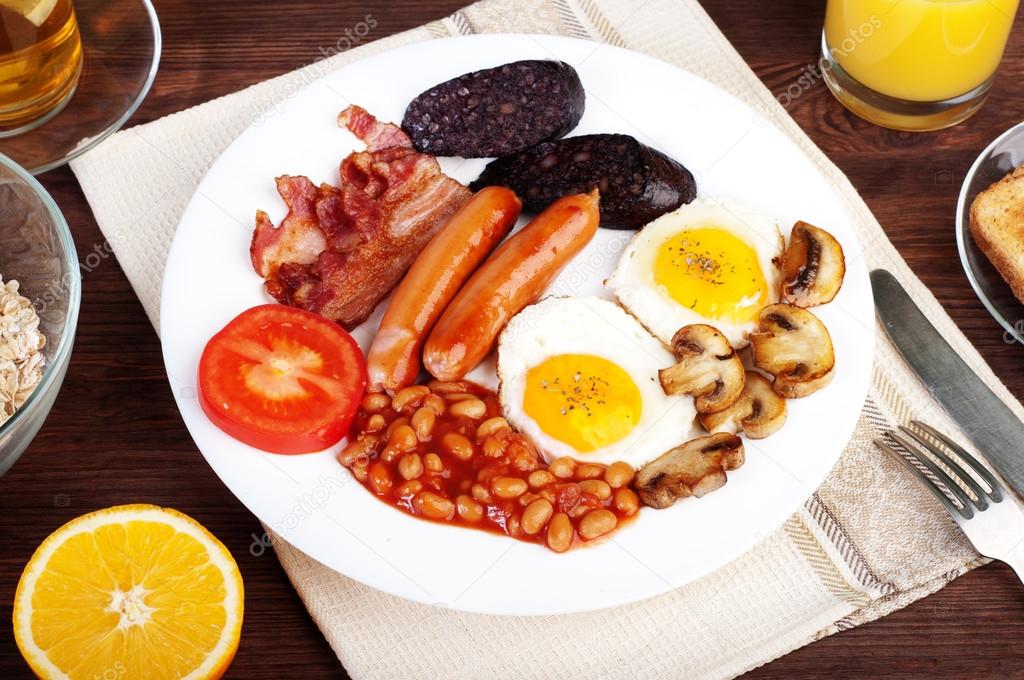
[423,190,600,380]
[366,187,521,393]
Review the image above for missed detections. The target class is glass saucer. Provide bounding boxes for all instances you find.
[956,121,1024,344]
[0,0,161,175]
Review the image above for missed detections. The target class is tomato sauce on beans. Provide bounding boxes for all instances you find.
[338,380,639,552]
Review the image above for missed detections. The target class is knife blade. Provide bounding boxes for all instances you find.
[871,268,1024,498]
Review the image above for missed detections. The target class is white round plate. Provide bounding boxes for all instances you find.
[162,34,875,615]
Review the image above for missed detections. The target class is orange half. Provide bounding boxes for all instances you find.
[13,504,244,679]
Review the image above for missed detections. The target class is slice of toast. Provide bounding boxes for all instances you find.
[970,165,1024,304]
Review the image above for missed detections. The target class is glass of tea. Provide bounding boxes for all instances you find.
[821,0,1019,131]
[0,0,82,137]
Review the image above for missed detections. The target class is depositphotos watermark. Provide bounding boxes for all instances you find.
[90,661,127,680]
[1003,320,1024,345]
[754,15,882,127]
[831,14,882,59]
[317,14,378,60]
[251,14,378,126]
[248,468,352,556]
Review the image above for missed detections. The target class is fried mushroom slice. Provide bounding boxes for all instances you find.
[750,304,834,398]
[700,371,786,439]
[634,433,745,509]
[781,221,846,307]
[658,324,745,414]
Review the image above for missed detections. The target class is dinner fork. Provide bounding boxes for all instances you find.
[875,420,1024,583]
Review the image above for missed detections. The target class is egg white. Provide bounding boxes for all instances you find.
[497,296,697,467]
[606,197,783,348]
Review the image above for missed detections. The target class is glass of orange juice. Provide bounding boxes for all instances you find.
[822,0,1019,131]
[0,0,82,137]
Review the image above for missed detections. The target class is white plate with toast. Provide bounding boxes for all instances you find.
[161,34,876,615]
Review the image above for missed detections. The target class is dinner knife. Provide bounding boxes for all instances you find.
[871,268,1024,499]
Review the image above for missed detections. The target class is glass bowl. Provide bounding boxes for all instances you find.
[0,153,80,476]
[956,121,1024,344]
[0,0,161,174]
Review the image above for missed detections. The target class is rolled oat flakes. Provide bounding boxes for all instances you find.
[0,276,45,426]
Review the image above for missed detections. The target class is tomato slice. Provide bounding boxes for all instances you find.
[198,305,367,454]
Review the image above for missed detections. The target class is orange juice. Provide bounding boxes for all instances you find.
[825,0,1019,102]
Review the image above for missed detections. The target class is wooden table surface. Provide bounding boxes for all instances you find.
[2,0,1024,677]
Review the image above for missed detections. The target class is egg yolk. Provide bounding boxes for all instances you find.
[523,354,642,453]
[654,226,770,323]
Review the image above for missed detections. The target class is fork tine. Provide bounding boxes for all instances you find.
[887,431,976,518]
[910,420,1004,502]
[898,425,991,510]
[876,439,971,520]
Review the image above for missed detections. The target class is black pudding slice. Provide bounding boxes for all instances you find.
[401,60,585,158]
[470,134,697,230]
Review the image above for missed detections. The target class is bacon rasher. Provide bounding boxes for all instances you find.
[250,105,471,329]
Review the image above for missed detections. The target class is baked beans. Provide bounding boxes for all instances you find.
[579,479,612,501]
[397,453,423,480]
[456,494,484,522]
[546,513,573,553]
[411,406,436,442]
[605,461,635,489]
[424,452,443,473]
[341,380,639,552]
[521,498,554,535]
[578,509,617,540]
[613,488,640,517]
[392,385,430,412]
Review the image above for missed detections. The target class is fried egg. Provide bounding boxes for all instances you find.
[497,296,696,467]
[606,198,783,348]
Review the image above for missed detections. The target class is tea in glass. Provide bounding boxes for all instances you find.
[0,0,82,136]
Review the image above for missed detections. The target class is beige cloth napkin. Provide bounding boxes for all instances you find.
[70,0,1024,677]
